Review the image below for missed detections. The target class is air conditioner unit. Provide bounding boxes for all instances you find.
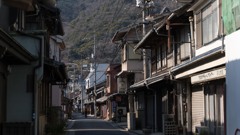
[117,107,126,116]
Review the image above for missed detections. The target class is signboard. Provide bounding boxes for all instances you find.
[191,67,226,84]
[117,77,127,93]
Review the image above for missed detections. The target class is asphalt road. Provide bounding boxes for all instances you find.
[65,113,134,135]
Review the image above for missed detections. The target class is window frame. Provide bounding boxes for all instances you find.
[201,0,220,46]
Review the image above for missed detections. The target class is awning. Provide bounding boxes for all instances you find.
[129,80,146,90]
[0,29,35,64]
[96,93,127,103]
[129,72,169,90]
[111,30,128,43]
[117,70,137,77]
[108,93,126,99]
[146,72,170,86]
[171,46,225,79]
[44,58,67,84]
[112,25,142,44]
[96,96,108,103]
[84,100,94,105]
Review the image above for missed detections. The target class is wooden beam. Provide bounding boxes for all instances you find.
[167,20,171,53]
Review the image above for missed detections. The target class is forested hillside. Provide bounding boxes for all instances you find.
[56,0,180,64]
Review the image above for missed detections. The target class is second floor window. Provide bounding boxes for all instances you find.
[122,44,141,62]
[122,45,127,62]
[162,44,167,67]
[157,45,161,68]
[156,43,167,69]
[106,75,110,87]
[196,0,220,48]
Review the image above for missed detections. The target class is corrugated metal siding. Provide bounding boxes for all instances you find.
[192,86,205,133]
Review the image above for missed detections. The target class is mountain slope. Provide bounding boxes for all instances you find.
[57,0,180,63]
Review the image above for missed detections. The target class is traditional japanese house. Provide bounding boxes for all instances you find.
[172,0,225,134]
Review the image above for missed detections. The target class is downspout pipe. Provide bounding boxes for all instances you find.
[189,16,195,59]
[221,16,225,52]
[221,16,226,135]
[33,37,42,135]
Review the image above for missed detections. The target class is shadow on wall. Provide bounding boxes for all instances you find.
[226,57,240,134]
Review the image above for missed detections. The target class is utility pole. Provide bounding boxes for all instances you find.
[142,1,148,81]
[93,34,97,117]
[80,55,83,113]
[142,0,148,130]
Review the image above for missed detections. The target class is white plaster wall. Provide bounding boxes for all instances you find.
[85,64,109,89]
[52,85,61,106]
[195,39,222,56]
[225,29,240,135]
[7,66,32,122]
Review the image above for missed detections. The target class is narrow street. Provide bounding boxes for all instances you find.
[65,113,135,135]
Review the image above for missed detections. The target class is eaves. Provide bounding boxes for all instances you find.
[0,29,35,64]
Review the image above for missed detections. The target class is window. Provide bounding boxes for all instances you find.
[162,44,167,67]
[195,0,221,48]
[156,43,167,69]
[151,47,157,72]
[122,45,127,62]
[180,43,190,60]
[157,45,161,69]
[176,26,190,60]
[202,0,220,45]
[128,44,141,60]
[106,75,110,87]
[16,10,25,31]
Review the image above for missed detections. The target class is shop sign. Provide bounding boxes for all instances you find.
[191,67,226,84]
